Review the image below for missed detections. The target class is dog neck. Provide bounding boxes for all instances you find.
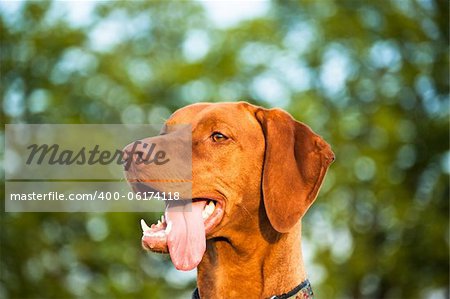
[196,222,307,298]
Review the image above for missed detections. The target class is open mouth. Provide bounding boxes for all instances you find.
[136,181,225,271]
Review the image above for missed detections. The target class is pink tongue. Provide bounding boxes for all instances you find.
[165,201,206,271]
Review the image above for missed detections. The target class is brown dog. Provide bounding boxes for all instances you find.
[124,102,334,298]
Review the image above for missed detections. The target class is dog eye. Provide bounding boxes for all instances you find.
[211,132,228,142]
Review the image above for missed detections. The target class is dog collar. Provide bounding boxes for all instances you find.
[191,279,314,299]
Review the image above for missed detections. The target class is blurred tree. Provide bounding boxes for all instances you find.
[1,0,448,298]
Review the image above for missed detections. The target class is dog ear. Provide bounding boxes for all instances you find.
[256,108,334,233]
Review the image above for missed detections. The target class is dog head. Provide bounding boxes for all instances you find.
[123,102,334,270]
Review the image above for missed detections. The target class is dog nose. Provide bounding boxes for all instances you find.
[122,142,143,165]
[134,149,145,161]
[122,148,130,162]
[122,142,141,172]
[122,140,154,166]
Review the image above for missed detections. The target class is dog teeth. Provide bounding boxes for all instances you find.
[207,200,215,212]
[165,221,172,234]
[202,201,216,220]
[161,215,165,223]
[140,219,151,232]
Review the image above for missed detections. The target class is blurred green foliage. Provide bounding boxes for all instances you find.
[1,0,448,298]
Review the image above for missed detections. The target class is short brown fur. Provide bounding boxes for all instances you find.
[133,102,334,298]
